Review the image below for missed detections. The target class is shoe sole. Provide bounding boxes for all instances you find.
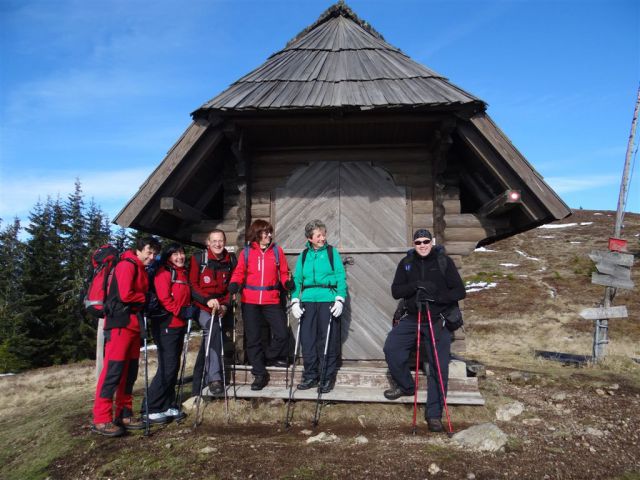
[91,426,125,437]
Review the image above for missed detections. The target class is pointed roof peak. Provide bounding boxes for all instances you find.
[287,1,384,48]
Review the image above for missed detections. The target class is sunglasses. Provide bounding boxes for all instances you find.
[414,239,431,246]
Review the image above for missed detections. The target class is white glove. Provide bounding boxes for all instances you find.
[330,296,345,317]
[291,299,305,319]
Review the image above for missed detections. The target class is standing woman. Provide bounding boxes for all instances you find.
[228,220,292,390]
[144,243,195,424]
[290,220,347,393]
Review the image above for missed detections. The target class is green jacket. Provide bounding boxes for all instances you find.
[291,242,348,302]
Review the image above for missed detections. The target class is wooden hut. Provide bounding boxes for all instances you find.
[115,2,570,363]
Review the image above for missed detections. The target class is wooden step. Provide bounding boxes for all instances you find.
[203,364,484,405]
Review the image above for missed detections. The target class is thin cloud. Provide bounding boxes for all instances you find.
[0,167,151,222]
[545,174,620,194]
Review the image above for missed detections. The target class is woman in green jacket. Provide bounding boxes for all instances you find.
[290,220,348,393]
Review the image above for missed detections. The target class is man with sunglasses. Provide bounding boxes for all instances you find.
[382,229,465,432]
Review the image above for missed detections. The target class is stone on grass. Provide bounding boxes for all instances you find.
[306,432,339,444]
[452,423,508,452]
[428,463,441,475]
[182,396,197,411]
[199,446,217,454]
[496,401,524,421]
[354,435,369,445]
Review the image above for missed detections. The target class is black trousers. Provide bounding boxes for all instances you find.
[144,323,185,414]
[242,303,287,376]
[383,310,451,419]
[299,302,340,382]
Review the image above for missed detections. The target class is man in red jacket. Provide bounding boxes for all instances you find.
[91,236,161,437]
[189,229,236,395]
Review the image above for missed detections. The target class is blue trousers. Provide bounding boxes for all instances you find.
[300,302,340,382]
[383,310,451,419]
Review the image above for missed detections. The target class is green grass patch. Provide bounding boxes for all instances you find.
[0,395,85,480]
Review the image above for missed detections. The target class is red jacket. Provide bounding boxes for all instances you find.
[154,264,191,329]
[105,250,148,331]
[230,242,289,305]
[189,248,235,311]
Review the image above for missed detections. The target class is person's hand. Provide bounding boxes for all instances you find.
[291,299,304,319]
[228,282,239,294]
[330,296,345,317]
[415,286,435,305]
[284,279,295,291]
[206,298,220,311]
[416,281,437,297]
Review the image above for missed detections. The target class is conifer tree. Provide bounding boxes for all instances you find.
[0,218,28,372]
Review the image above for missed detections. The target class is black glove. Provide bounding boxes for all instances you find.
[416,281,437,297]
[284,279,295,291]
[179,305,198,321]
[228,282,240,294]
[415,286,435,306]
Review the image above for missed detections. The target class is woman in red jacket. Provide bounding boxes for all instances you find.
[144,243,196,424]
[229,220,292,390]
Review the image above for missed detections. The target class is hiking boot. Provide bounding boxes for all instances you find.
[383,386,414,400]
[164,408,187,422]
[427,418,444,432]
[251,373,269,391]
[143,411,170,424]
[116,416,146,431]
[318,378,335,394]
[297,378,318,390]
[208,381,224,395]
[91,421,125,437]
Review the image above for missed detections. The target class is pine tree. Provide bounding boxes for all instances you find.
[19,198,67,367]
[0,218,28,372]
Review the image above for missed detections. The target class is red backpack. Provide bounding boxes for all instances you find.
[83,245,121,318]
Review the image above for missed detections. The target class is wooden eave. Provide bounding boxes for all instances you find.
[456,112,571,244]
[113,118,226,240]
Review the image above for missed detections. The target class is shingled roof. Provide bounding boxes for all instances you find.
[193,1,483,114]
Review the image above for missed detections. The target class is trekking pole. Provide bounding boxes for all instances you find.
[194,312,215,428]
[284,318,302,428]
[425,301,454,435]
[412,307,423,435]
[218,313,229,419]
[175,318,192,417]
[142,314,151,437]
[231,298,238,400]
[312,312,333,427]
[285,296,292,389]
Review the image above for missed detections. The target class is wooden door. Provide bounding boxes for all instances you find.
[275,161,408,360]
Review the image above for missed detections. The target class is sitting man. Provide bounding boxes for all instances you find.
[383,229,465,432]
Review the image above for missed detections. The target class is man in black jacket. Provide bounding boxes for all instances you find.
[383,229,466,432]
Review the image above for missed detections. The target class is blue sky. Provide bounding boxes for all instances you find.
[1,0,638,232]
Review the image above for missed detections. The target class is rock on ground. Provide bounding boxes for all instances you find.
[452,423,508,452]
[496,401,525,421]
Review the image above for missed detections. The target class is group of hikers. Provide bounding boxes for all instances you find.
[91,219,465,437]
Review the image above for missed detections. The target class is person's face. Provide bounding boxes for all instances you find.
[259,229,273,248]
[207,232,225,255]
[137,245,157,266]
[414,237,432,257]
[308,228,326,250]
[169,250,186,268]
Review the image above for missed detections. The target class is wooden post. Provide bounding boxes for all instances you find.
[614,85,640,238]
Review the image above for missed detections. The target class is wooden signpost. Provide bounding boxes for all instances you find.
[585,250,635,361]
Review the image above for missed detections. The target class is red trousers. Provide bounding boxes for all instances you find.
[92,327,141,424]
